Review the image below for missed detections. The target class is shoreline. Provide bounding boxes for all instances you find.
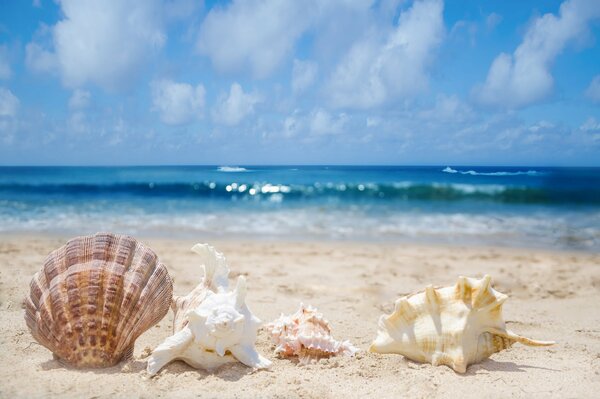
[1,235,599,398]
[0,230,597,255]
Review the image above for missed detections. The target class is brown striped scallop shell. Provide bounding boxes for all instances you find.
[24,233,173,368]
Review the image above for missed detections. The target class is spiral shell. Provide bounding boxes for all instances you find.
[370,275,554,373]
[147,244,271,375]
[24,233,173,368]
[265,304,358,364]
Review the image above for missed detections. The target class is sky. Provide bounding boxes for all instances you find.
[0,0,599,166]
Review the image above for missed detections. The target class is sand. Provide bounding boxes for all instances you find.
[1,234,599,398]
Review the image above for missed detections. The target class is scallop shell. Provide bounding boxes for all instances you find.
[265,304,358,364]
[370,275,555,373]
[147,244,271,375]
[24,233,173,368]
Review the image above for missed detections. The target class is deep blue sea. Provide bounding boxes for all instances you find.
[1,165,599,250]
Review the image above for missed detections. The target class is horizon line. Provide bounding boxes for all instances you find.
[1,164,599,168]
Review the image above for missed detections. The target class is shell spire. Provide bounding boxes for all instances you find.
[171,244,231,332]
[24,233,173,368]
[370,275,554,373]
[147,244,271,376]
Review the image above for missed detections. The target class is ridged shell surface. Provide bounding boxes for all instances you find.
[265,304,358,364]
[24,233,173,368]
[370,275,554,373]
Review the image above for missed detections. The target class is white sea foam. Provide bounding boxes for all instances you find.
[442,166,542,176]
[217,166,248,172]
[1,207,598,251]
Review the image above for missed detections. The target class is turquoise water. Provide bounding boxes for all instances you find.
[0,165,598,250]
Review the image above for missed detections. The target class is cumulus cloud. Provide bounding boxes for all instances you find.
[151,79,206,125]
[197,0,312,78]
[585,75,600,103]
[292,59,318,94]
[26,0,166,90]
[0,88,19,117]
[212,83,260,126]
[327,0,444,109]
[474,0,600,108]
[0,45,11,80]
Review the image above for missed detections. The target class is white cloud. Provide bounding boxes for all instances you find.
[0,45,11,80]
[418,94,474,123]
[292,59,318,94]
[68,89,91,110]
[475,0,600,108]
[164,0,201,21]
[67,111,90,135]
[0,88,19,117]
[528,120,555,132]
[309,109,348,135]
[281,110,301,138]
[366,116,381,127]
[327,0,444,109]
[32,0,42,7]
[0,88,19,143]
[585,75,600,103]
[212,83,260,126]
[26,0,166,90]
[197,0,312,78]
[280,108,348,137]
[485,12,502,31]
[25,41,57,74]
[151,79,206,125]
[580,117,600,132]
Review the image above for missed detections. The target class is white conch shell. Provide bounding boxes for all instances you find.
[265,304,358,364]
[370,275,555,373]
[147,244,271,375]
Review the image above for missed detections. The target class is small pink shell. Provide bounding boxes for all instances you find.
[265,304,357,364]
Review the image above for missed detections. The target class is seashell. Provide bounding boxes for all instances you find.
[147,244,271,375]
[265,303,358,364]
[369,275,555,373]
[24,233,173,368]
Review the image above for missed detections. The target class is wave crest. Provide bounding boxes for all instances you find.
[442,166,542,176]
[217,166,248,172]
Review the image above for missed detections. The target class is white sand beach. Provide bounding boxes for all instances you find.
[1,235,599,398]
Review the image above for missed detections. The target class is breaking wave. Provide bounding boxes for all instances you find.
[217,166,249,172]
[1,181,597,204]
[442,166,542,176]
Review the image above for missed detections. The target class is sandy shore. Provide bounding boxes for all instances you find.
[1,234,599,398]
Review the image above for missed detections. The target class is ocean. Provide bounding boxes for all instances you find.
[0,165,599,251]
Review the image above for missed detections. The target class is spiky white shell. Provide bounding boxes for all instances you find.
[370,275,554,373]
[265,304,358,364]
[147,244,271,375]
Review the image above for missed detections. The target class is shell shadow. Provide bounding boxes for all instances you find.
[154,360,265,382]
[39,356,148,375]
[465,359,561,375]
[40,356,264,381]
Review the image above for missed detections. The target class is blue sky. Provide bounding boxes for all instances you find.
[0,0,599,166]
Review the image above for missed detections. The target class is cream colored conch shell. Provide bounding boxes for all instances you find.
[24,233,173,368]
[370,275,555,373]
[265,304,358,364]
[147,244,271,375]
